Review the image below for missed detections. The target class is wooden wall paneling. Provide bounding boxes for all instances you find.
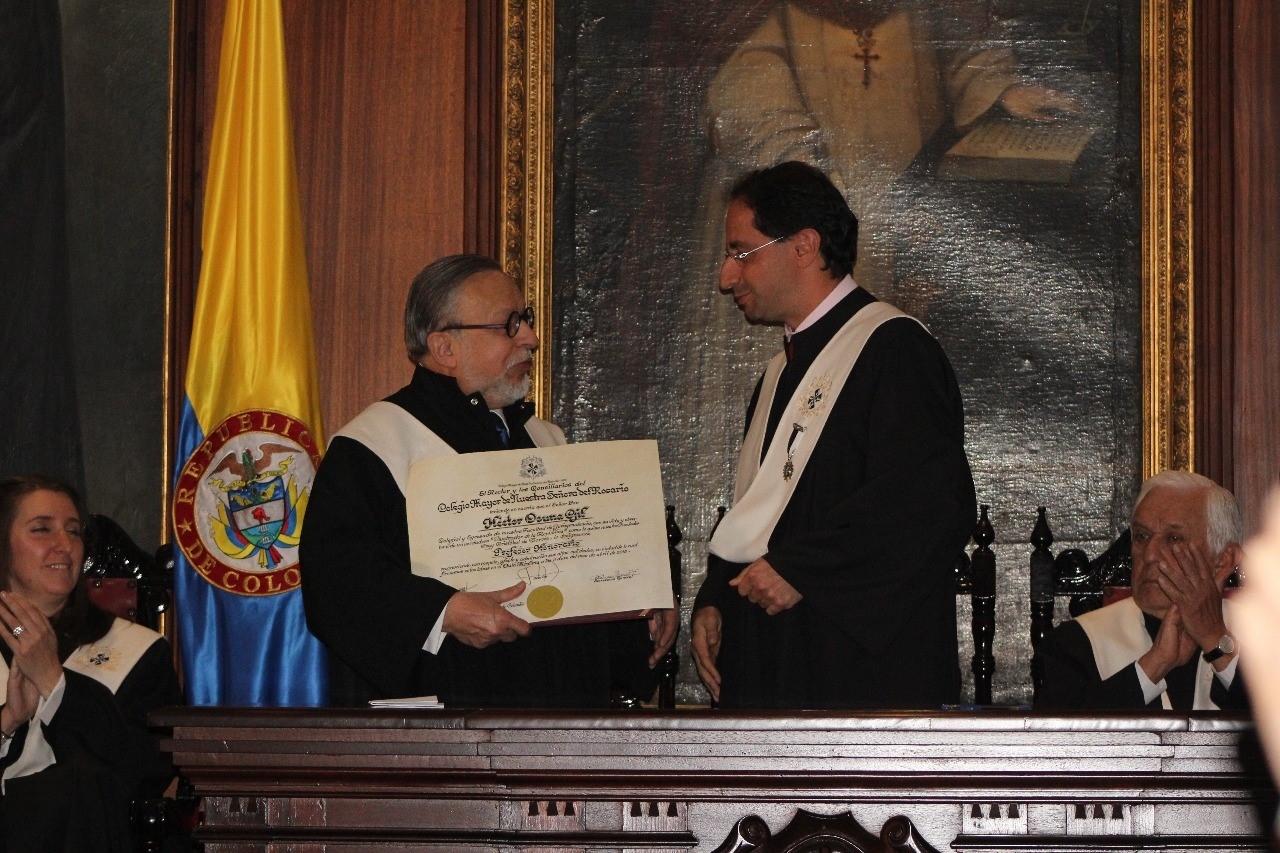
[175,2,479,494]
[198,0,222,237]
[1193,1,1235,492]
[280,0,353,438]
[465,0,502,259]
[1231,1,1280,528]
[164,0,203,516]
[283,2,469,436]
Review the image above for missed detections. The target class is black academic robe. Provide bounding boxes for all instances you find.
[694,287,975,709]
[301,367,654,708]
[0,630,181,853]
[1035,610,1247,711]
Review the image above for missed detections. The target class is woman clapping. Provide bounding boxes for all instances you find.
[0,475,181,851]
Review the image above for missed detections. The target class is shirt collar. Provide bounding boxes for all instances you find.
[785,275,858,338]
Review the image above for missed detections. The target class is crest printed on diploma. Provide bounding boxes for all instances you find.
[520,455,547,479]
[172,410,321,596]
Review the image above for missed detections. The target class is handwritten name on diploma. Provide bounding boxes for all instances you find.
[406,440,672,623]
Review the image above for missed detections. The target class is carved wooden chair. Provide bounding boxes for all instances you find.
[82,514,172,629]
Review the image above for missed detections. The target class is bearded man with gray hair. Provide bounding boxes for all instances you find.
[302,255,675,706]
[1036,471,1247,711]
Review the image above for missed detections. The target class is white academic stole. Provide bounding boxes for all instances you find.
[334,400,566,496]
[709,301,909,564]
[1076,597,1235,711]
[0,618,161,789]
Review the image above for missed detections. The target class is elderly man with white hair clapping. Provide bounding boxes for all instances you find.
[1036,471,1248,711]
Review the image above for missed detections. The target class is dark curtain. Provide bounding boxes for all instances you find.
[0,0,83,485]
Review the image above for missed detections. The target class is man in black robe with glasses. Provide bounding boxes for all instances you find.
[691,162,975,709]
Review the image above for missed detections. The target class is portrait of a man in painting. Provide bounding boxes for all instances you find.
[550,0,1141,704]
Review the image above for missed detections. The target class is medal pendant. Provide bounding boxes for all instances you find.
[783,456,794,481]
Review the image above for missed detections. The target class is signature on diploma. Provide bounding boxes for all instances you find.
[592,570,638,583]
[518,562,561,584]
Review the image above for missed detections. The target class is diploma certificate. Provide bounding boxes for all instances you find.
[406,439,673,623]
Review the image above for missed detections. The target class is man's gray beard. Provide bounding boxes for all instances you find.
[488,371,532,409]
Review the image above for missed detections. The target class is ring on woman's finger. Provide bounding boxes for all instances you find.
[10,625,24,638]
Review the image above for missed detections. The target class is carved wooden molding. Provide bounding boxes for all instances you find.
[712,809,940,853]
[161,710,1272,851]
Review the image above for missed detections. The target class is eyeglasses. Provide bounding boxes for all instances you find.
[724,235,788,263]
[439,307,535,339]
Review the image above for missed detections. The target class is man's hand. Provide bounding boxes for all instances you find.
[691,606,723,703]
[441,582,532,649]
[647,608,678,669]
[1137,604,1198,684]
[729,558,802,615]
[1155,541,1231,657]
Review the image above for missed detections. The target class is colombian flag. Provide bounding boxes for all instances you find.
[170,0,327,705]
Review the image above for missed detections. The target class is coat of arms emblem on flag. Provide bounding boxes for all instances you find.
[173,409,320,596]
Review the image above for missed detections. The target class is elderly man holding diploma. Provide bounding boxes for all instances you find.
[302,255,675,707]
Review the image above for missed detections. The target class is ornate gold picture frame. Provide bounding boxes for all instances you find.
[1138,0,1193,476]
[499,0,1192,479]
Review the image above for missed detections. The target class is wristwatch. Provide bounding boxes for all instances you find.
[1202,633,1235,663]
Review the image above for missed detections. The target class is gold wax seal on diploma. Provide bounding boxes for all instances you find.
[527,585,565,619]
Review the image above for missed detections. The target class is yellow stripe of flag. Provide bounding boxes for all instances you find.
[185,0,323,444]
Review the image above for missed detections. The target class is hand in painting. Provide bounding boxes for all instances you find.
[999,83,1083,121]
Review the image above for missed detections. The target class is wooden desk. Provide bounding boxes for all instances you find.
[156,709,1275,851]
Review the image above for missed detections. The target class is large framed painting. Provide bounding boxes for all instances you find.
[498,0,1190,704]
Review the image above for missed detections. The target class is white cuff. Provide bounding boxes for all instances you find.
[1214,655,1239,688]
[1135,661,1167,705]
[35,673,67,725]
[0,672,67,757]
[421,610,447,655]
